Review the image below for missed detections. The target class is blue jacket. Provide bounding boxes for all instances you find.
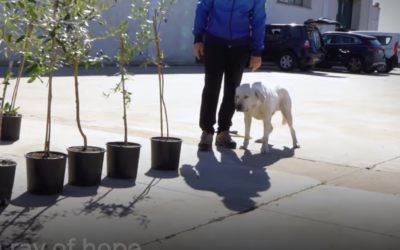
[193,0,267,57]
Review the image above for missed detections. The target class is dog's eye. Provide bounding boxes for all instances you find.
[244,96,249,99]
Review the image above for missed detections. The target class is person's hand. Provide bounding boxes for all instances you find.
[249,56,262,72]
[194,42,204,60]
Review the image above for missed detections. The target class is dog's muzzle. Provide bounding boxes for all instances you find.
[235,103,243,112]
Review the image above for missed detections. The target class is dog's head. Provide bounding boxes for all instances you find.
[235,82,266,112]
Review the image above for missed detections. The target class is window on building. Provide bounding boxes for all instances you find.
[286,0,312,8]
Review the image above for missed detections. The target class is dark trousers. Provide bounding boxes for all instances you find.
[199,43,251,134]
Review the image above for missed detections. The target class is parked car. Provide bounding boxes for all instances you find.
[349,31,399,73]
[259,18,339,72]
[315,32,386,73]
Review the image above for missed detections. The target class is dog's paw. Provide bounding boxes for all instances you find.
[255,138,263,143]
[260,144,269,154]
[240,145,248,150]
[293,142,300,149]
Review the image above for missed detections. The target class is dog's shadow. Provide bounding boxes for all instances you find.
[180,146,294,211]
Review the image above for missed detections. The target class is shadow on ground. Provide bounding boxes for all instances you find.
[0,193,68,247]
[180,146,295,211]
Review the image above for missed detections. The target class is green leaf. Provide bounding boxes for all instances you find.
[24,64,38,75]
[16,35,25,43]
[27,76,37,83]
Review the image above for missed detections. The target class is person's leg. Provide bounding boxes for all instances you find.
[216,46,251,148]
[198,43,226,151]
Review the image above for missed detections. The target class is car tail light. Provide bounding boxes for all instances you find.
[395,42,398,55]
[367,47,379,51]
[304,40,311,49]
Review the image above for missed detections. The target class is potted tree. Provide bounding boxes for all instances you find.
[0,157,17,206]
[23,0,68,195]
[103,22,142,180]
[59,0,113,187]
[133,0,182,171]
[0,1,25,141]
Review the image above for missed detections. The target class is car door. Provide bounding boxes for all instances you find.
[263,26,285,62]
[327,35,353,64]
[321,34,338,63]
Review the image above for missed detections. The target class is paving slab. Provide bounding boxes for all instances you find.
[142,208,400,250]
[260,185,400,238]
[374,157,400,174]
[328,169,400,195]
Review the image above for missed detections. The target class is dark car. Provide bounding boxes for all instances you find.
[260,18,339,72]
[316,32,386,73]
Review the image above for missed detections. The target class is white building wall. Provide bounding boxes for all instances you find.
[266,0,324,25]
[368,4,380,31]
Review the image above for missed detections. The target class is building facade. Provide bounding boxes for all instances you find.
[0,0,382,66]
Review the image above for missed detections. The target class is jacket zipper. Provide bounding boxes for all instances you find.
[229,0,236,42]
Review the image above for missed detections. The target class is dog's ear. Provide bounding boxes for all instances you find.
[253,82,266,103]
[255,88,266,103]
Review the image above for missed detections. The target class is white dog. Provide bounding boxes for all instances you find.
[235,81,300,154]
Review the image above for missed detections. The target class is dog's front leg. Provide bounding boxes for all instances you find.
[261,118,273,154]
[240,113,252,150]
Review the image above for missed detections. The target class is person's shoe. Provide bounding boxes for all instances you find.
[215,131,237,149]
[198,131,213,151]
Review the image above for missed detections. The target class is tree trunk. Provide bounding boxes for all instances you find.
[120,33,128,146]
[44,0,60,157]
[74,59,87,150]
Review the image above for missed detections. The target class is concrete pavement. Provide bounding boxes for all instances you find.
[1,66,400,249]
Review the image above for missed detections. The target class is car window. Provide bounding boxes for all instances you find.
[265,27,284,40]
[288,27,302,38]
[331,35,362,44]
[368,39,382,46]
[375,36,392,45]
[323,35,333,44]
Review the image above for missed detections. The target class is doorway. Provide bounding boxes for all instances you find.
[336,0,353,30]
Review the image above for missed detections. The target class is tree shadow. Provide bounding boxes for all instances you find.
[1,193,68,247]
[100,176,136,189]
[74,179,157,228]
[61,184,99,198]
[180,146,294,211]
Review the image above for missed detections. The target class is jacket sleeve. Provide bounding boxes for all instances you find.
[192,0,213,44]
[251,0,267,57]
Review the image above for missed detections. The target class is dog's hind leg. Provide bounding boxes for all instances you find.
[281,108,300,149]
[240,113,252,150]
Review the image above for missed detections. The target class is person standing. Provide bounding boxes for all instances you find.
[193,0,267,151]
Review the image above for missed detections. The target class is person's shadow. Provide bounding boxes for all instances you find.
[180,146,294,212]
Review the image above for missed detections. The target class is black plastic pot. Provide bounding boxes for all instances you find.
[67,146,105,186]
[150,137,183,171]
[1,114,22,141]
[106,142,141,179]
[0,159,17,206]
[25,151,67,195]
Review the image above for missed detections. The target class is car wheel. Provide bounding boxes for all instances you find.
[346,56,364,73]
[299,64,314,71]
[278,53,296,71]
[376,63,392,73]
